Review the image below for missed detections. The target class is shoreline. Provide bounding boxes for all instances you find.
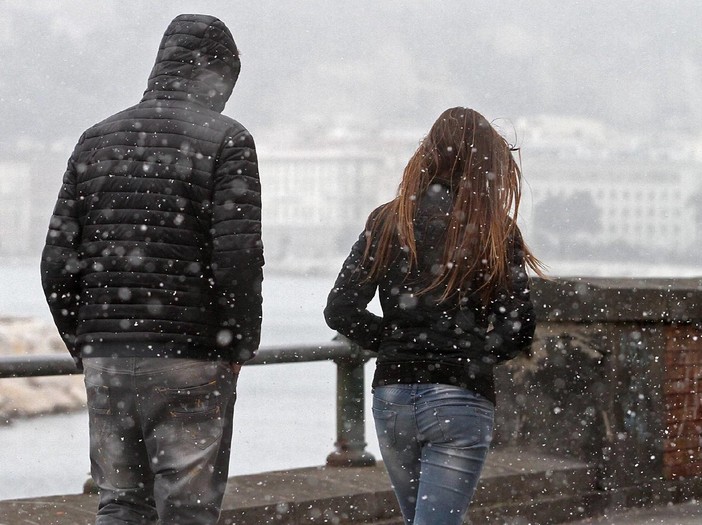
[0,317,86,423]
[1,403,86,427]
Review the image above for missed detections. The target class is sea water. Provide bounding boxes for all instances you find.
[0,259,381,500]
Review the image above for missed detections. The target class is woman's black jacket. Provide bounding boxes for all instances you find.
[324,183,535,404]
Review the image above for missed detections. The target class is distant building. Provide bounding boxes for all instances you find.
[0,162,32,256]
[258,149,395,271]
[521,156,701,255]
[9,117,701,269]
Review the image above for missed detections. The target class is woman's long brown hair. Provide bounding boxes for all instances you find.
[363,107,544,304]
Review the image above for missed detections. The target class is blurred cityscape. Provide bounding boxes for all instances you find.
[2,114,701,276]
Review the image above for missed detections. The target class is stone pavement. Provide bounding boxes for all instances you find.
[1,447,700,525]
[568,501,702,525]
[0,447,596,525]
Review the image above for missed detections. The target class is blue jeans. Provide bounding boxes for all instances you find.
[83,357,237,525]
[372,384,494,525]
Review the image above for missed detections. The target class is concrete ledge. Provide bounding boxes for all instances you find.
[4,447,700,524]
[532,277,702,323]
[0,494,96,525]
[219,464,398,524]
[0,447,597,525]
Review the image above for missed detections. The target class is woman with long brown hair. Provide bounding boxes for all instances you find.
[324,107,544,524]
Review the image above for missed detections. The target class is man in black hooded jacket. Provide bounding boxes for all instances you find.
[40,14,263,524]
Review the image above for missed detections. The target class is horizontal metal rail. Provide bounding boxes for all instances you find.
[0,338,377,468]
[0,354,80,378]
[0,341,371,379]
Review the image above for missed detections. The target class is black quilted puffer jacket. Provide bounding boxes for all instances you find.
[41,14,263,369]
[325,183,535,404]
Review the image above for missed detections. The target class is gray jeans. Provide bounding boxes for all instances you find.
[83,357,237,525]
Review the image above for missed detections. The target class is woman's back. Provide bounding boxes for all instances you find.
[326,183,535,405]
[372,183,489,354]
[324,106,544,525]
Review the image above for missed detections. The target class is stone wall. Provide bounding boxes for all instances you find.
[494,277,702,488]
[2,277,702,485]
[664,325,702,479]
[0,318,85,423]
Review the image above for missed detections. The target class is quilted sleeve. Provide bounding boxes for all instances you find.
[40,139,85,369]
[210,129,264,364]
[485,230,536,363]
[324,213,384,351]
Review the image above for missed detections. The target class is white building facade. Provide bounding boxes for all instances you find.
[0,161,33,256]
[521,156,701,255]
[258,150,396,271]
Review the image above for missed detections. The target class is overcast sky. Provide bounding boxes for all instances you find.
[2,0,700,152]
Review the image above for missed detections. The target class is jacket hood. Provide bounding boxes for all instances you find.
[141,14,240,113]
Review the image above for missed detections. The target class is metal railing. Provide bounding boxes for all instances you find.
[0,339,377,468]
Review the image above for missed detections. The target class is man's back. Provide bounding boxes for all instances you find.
[41,14,263,368]
[40,14,263,524]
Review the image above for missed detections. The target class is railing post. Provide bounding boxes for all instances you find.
[326,338,376,467]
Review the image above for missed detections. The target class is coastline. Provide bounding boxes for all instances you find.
[0,317,86,424]
[2,257,700,426]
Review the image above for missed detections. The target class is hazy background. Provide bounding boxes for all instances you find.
[1,0,702,274]
[1,1,701,499]
[3,1,701,141]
